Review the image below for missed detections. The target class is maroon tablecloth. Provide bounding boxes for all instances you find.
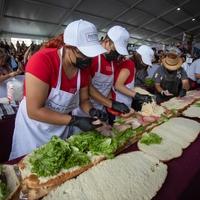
[0,114,16,162]
[121,136,200,200]
[3,115,200,199]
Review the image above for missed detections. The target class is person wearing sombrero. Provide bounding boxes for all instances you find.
[153,49,189,103]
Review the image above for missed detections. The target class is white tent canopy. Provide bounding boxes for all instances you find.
[0,0,199,45]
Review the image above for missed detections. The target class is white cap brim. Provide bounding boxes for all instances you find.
[141,56,152,66]
[115,42,129,55]
[136,49,153,66]
[78,44,107,57]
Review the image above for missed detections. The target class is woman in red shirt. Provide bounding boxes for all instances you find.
[112,58,136,108]
[9,20,107,160]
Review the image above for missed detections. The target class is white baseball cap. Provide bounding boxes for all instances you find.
[64,19,106,57]
[107,26,130,55]
[136,45,154,66]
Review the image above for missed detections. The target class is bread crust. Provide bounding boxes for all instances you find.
[19,156,105,199]
[2,165,21,200]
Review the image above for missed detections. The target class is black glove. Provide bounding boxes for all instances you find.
[89,108,108,122]
[134,93,152,103]
[179,89,186,97]
[112,100,130,113]
[69,116,99,132]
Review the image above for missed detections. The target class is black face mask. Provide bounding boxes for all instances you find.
[74,57,92,70]
[105,50,119,61]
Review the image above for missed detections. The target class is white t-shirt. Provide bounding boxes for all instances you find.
[147,63,160,78]
[187,58,200,81]
[182,62,190,73]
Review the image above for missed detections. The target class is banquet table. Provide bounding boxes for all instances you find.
[0,113,16,162]
[3,117,200,200]
[121,135,200,200]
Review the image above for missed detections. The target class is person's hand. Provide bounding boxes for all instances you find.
[9,71,18,77]
[89,108,108,122]
[16,67,23,74]
[111,100,130,114]
[120,108,135,118]
[161,90,173,97]
[134,93,152,103]
[179,89,186,97]
[69,116,100,131]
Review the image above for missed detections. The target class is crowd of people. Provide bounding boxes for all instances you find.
[0,19,200,159]
[0,40,40,83]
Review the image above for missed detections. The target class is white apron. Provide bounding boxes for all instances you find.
[112,78,135,108]
[9,48,81,160]
[73,55,114,117]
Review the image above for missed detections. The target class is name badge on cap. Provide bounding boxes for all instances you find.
[86,33,98,42]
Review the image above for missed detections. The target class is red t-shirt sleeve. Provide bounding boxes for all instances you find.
[121,59,135,75]
[118,59,135,84]
[26,52,52,84]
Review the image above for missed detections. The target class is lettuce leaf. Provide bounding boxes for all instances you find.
[68,131,118,158]
[194,102,200,107]
[114,117,125,125]
[114,126,144,147]
[145,78,155,86]
[114,128,136,147]
[0,181,8,200]
[29,136,72,177]
[0,166,8,200]
[140,133,162,145]
[64,152,90,169]
[89,137,118,158]
[0,166,2,174]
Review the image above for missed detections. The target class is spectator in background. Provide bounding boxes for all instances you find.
[147,54,160,78]
[4,40,10,54]
[17,43,41,72]
[152,47,157,55]
[157,49,164,61]
[0,40,41,74]
[186,53,200,89]
[16,41,21,53]
[23,44,40,65]
[182,53,193,74]
[21,41,26,50]
[0,48,19,83]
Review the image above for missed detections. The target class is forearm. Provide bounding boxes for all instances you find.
[155,83,163,93]
[182,79,190,90]
[115,84,136,98]
[195,73,200,79]
[0,74,11,83]
[80,99,93,114]
[89,84,112,108]
[27,106,72,125]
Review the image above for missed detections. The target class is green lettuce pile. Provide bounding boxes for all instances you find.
[29,136,91,177]
[144,78,155,87]
[114,126,144,147]
[140,133,162,145]
[29,126,144,177]
[0,166,8,200]
[68,131,118,158]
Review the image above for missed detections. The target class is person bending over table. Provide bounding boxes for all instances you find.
[73,26,132,123]
[153,48,189,104]
[9,20,107,160]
